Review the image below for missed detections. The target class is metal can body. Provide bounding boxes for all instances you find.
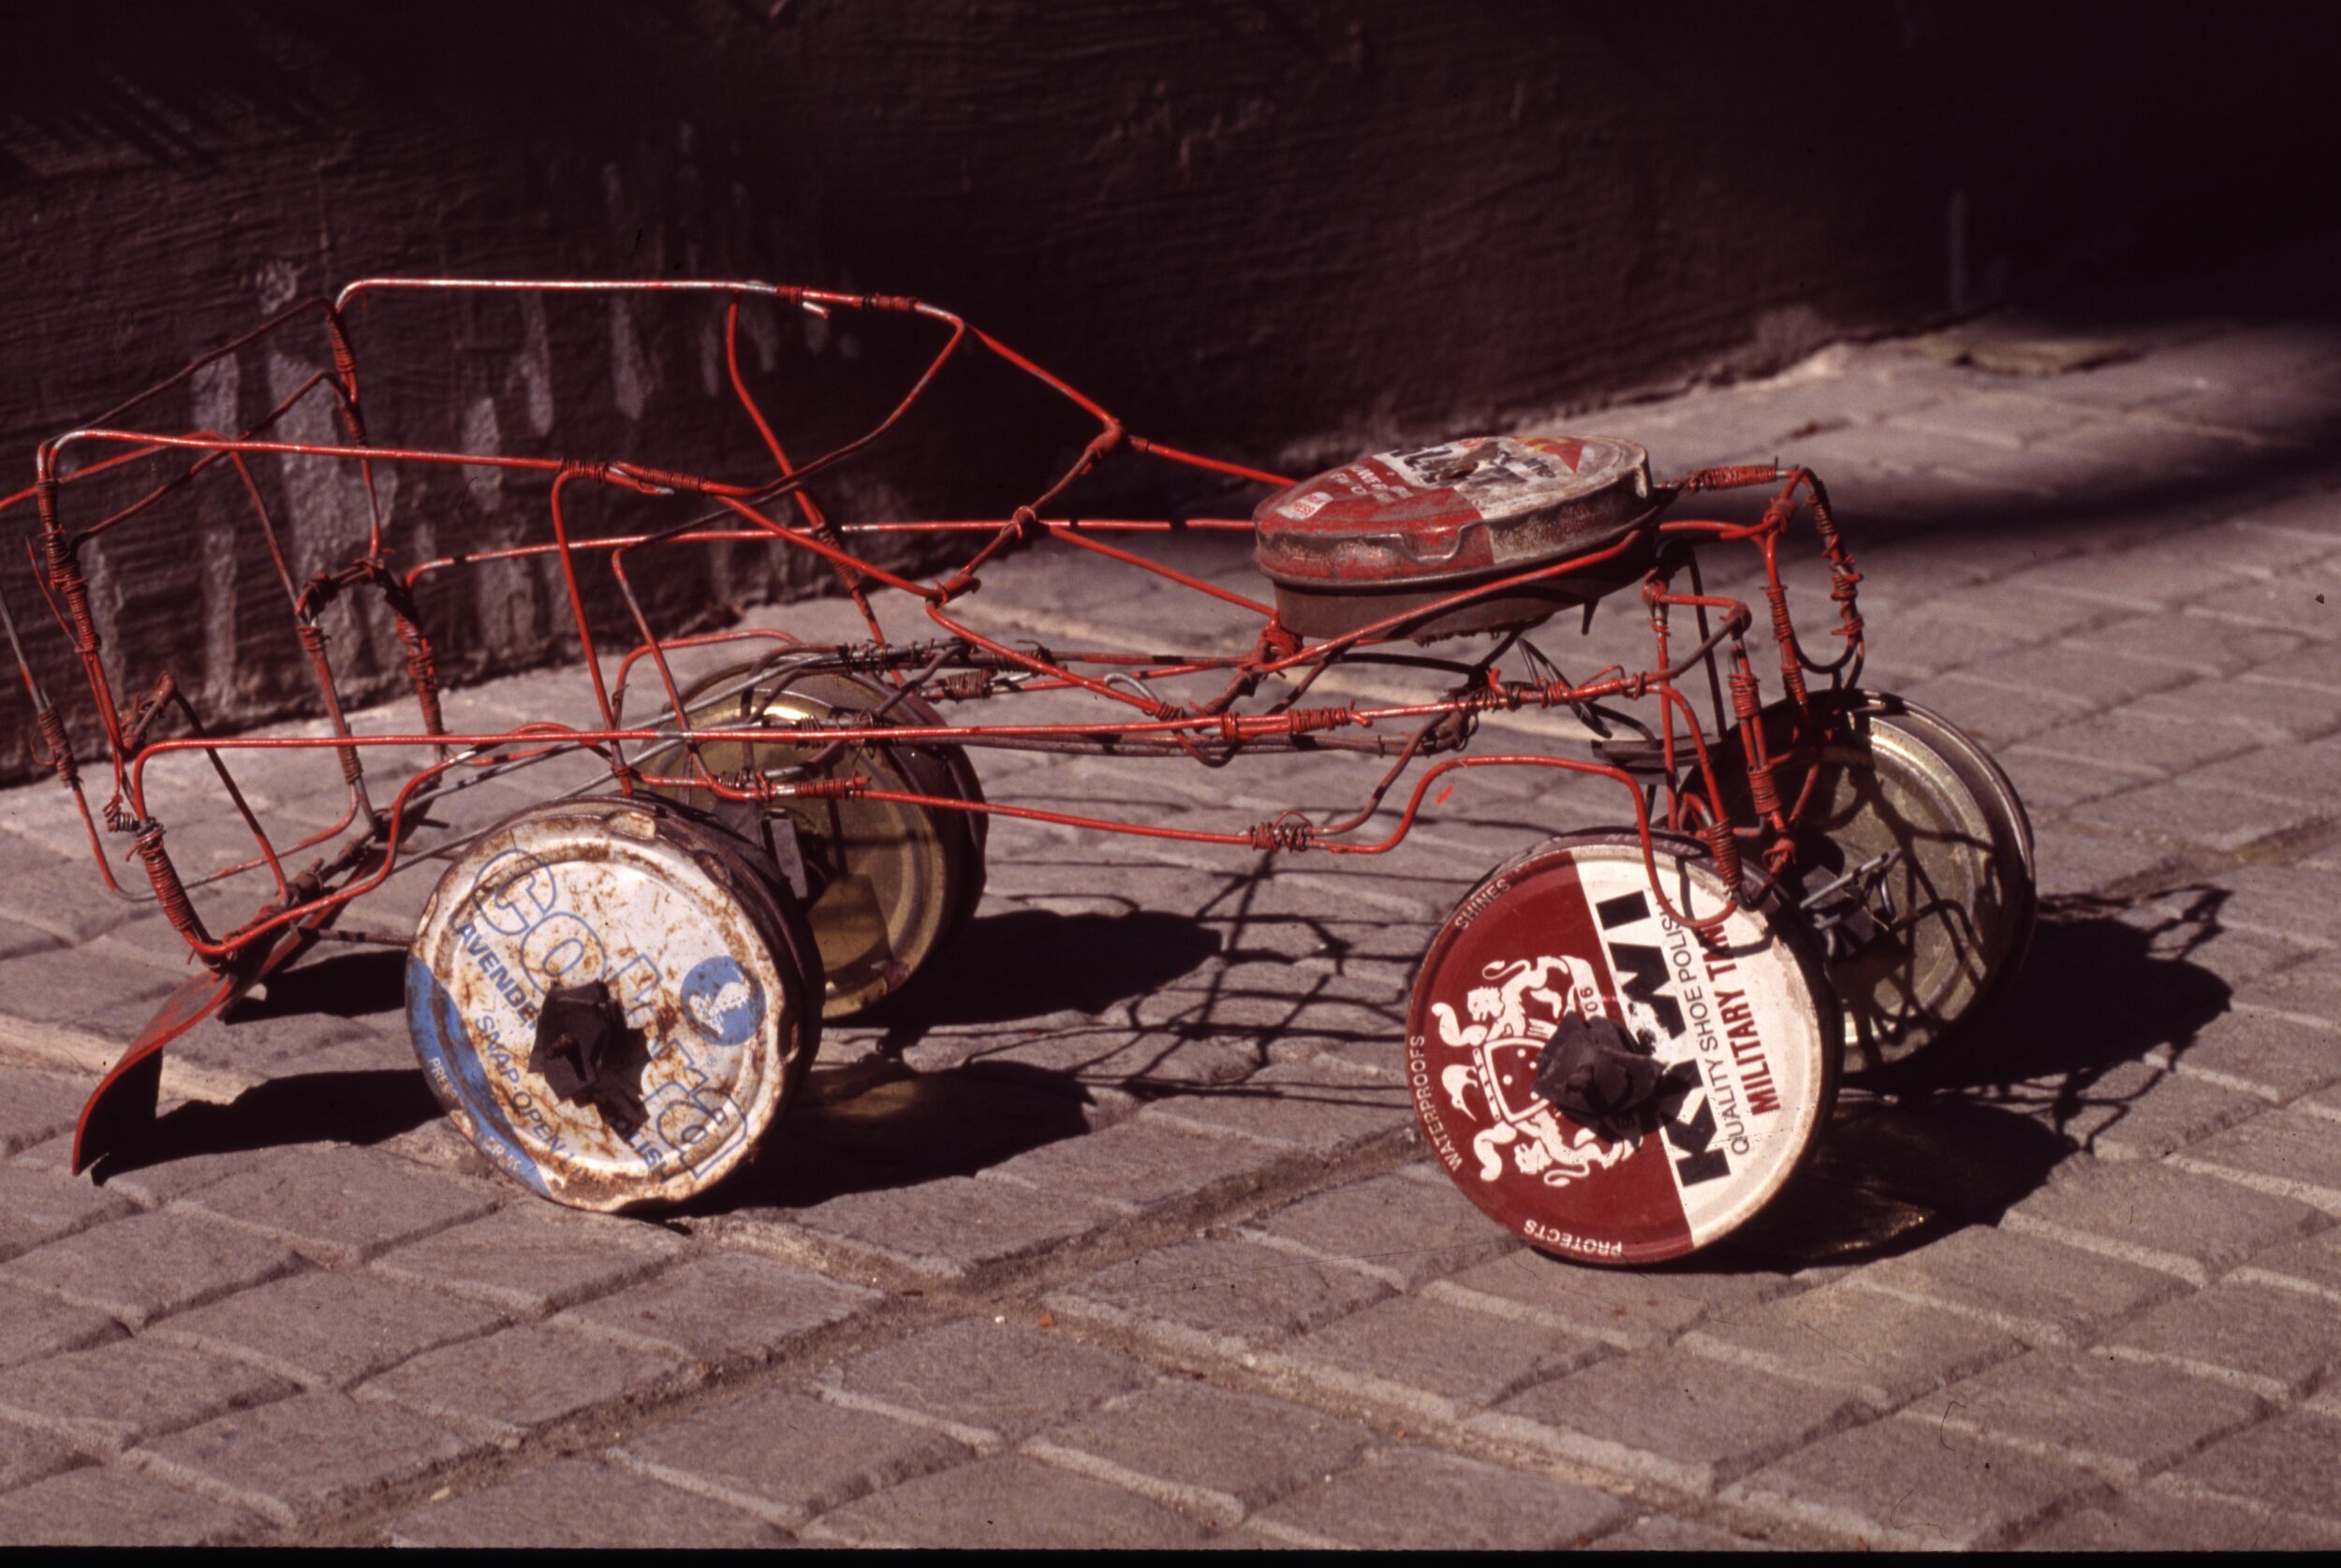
[640,664,985,1018]
[405,798,819,1210]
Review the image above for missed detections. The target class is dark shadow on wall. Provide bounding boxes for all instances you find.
[0,8,330,185]
[13,2,2341,456]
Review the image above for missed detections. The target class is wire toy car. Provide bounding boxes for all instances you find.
[1,277,2035,1264]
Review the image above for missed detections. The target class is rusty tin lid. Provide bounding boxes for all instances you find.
[405,798,817,1210]
[1406,832,1836,1266]
[1254,434,1657,591]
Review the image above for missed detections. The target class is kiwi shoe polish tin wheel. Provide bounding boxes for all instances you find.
[1407,831,1837,1266]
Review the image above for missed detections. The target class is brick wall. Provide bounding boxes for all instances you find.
[3,0,2335,782]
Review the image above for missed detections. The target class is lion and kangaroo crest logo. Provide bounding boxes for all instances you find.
[1430,953,1655,1188]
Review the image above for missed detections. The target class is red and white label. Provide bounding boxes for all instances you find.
[1277,435,1607,525]
[1407,845,1827,1265]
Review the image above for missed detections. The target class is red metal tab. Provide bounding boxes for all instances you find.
[71,921,318,1175]
[71,971,238,1176]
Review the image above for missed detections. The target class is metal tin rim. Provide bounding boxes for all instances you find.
[1877,694,2037,876]
[1840,694,2038,1063]
[884,684,989,932]
[1267,525,1660,642]
[1254,494,1666,593]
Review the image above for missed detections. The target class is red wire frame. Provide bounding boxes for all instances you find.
[1,278,1866,971]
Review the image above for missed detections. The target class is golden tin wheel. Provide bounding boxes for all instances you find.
[1720,691,2035,1075]
[405,797,821,1211]
[1891,697,2037,881]
[640,661,984,1019]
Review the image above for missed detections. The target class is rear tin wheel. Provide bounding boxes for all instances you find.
[640,662,985,1019]
[1722,691,2035,1074]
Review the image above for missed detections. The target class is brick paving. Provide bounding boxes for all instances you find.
[3,239,2341,1545]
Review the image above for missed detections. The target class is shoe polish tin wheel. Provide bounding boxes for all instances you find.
[1886,694,2037,890]
[889,684,990,933]
[1868,695,2037,1033]
[1750,692,2035,1074]
[1407,832,1837,1266]
[405,797,819,1211]
[641,663,982,1019]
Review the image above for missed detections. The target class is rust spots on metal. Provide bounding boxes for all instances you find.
[1253,435,1665,638]
[406,797,817,1211]
[12,276,2033,1256]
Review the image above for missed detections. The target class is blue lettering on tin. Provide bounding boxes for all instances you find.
[470,850,558,936]
[643,1080,745,1167]
[521,910,605,991]
[405,957,548,1195]
[437,844,758,1182]
[458,921,537,1018]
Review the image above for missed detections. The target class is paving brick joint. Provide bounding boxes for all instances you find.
[4,242,2341,1545]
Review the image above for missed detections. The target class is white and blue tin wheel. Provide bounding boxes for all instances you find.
[405,796,821,1211]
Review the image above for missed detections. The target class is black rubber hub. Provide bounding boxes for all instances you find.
[531,980,648,1128]
[1532,1014,1692,1137]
